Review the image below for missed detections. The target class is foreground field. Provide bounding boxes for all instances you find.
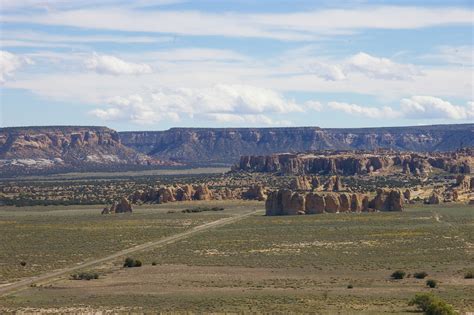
[0,203,472,313]
[0,200,254,283]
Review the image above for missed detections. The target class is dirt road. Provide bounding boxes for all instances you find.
[0,209,261,296]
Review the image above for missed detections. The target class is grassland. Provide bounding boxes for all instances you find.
[0,200,252,283]
[0,203,472,314]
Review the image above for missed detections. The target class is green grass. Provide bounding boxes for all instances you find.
[0,201,241,283]
[141,204,473,271]
[0,203,472,313]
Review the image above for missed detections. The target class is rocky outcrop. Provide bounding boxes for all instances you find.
[235,150,473,176]
[0,126,174,174]
[103,197,133,214]
[324,176,343,192]
[369,189,403,211]
[194,184,212,201]
[265,189,404,215]
[119,124,474,164]
[425,192,441,205]
[243,185,267,201]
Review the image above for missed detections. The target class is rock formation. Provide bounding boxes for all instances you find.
[243,184,267,201]
[265,189,404,215]
[234,150,473,176]
[119,125,474,164]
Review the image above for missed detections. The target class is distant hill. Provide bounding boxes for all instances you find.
[1,124,472,173]
[0,126,174,175]
[120,124,474,164]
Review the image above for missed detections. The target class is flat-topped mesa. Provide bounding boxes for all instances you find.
[0,126,175,170]
[235,151,473,175]
[265,188,403,215]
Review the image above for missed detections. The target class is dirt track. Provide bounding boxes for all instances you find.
[0,209,261,296]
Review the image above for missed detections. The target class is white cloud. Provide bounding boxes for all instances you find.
[327,96,474,120]
[400,96,474,120]
[307,61,346,81]
[85,53,153,75]
[423,45,474,66]
[347,52,421,80]
[304,100,323,111]
[89,84,303,125]
[2,6,472,41]
[328,101,400,119]
[0,50,32,84]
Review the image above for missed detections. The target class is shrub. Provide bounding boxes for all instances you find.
[347,284,353,289]
[152,261,157,266]
[414,271,428,279]
[71,272,99,280]
[20,261,26,266]
[409,293,455,315]
[391,270,406,280]
[464,271,473,279]
[426,279,437,288]
[123,257,142,268]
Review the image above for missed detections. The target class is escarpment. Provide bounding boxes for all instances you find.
[0,126,174,172]
[119,124,474,164]
[235,150,473,176]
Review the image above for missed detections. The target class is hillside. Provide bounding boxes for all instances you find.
[120,124,474,164]
[0,126,172,174]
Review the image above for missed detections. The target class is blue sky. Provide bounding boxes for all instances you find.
[0,0,473,131]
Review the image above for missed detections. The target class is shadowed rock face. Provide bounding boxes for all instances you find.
[236,151,473,175]
[265,189,404,215]
[119,124,474,164]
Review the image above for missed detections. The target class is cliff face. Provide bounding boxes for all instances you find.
[236,151,473,175]
[120,124,474,164]
[0,126,170,171]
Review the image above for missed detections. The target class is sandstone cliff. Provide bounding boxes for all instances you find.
[120,124,474,164]
[0,126,172,172]
[235,151,473,175]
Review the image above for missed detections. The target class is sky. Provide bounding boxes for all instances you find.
[0,0,473,131]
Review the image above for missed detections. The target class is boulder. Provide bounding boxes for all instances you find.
[288,193,305,215]
[194,184,212,201]
[338,193,351,212]
[350,194,363,212]
[324,193,340,213]
[426,192,441,204]
[243,184,267,201]
[115,197,133,213]
[305,193,325,214]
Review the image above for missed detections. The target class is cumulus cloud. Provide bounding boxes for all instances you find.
[0,50,32,83]
[347,52,421,80]
[90,84,303,125]
[85,53,152,75]
[400,96,474,120]
[328,101,400,119]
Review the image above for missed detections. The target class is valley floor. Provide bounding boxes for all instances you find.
[0,202,472,314]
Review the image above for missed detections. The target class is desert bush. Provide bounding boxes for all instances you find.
[152,261,157,266]
[391,270,406,279]
[124,257,142,268]
[347,284,353,289]
[20,261,26,266]
[426,279,437,288]
[414,271,428,279]
[464,271,473,279]
[409,293,455,315]
[71,272,99,280]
